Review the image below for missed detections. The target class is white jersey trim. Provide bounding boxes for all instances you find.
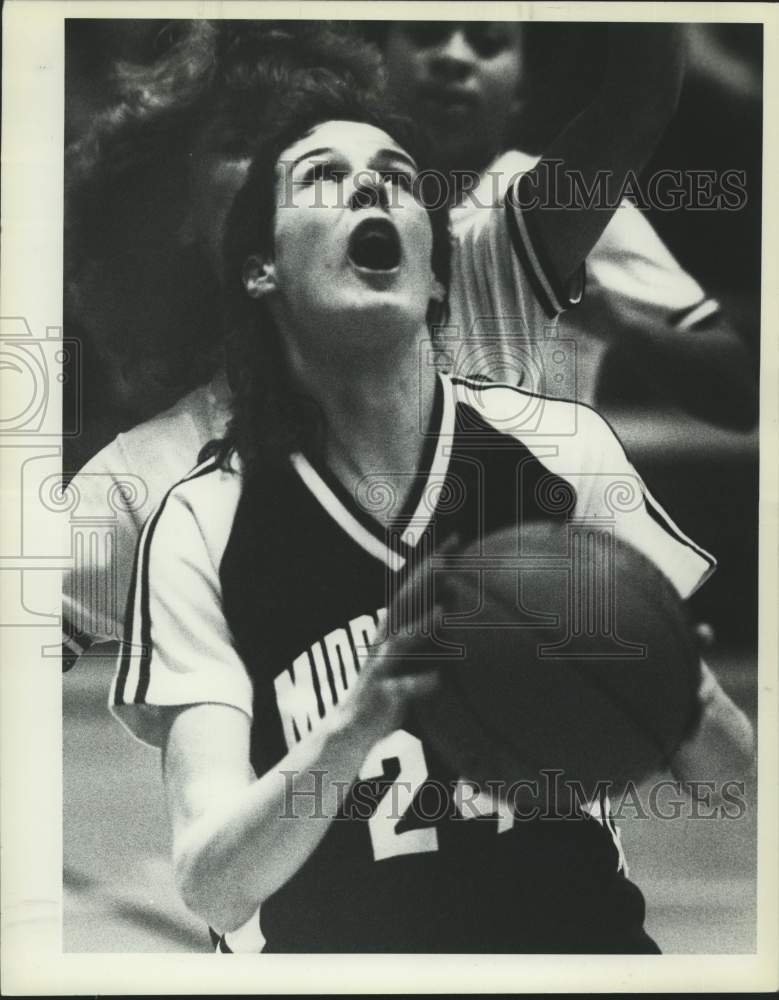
[290,374,457,568]
[110,455,253,747]
[401,373,456,545]
[450,377,716,600]
[221,906,265,953]
[290,452,406,571]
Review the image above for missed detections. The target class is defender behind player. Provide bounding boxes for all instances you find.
[374,19,758,423]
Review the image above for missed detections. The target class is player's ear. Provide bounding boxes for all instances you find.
[243,254,277,299]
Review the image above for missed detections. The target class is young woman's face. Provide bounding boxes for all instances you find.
[258,119,441,352]
[383,22,524,171]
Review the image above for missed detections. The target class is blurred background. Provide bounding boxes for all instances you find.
[63,19,762,952]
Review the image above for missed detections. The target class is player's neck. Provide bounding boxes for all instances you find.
[315,352,439,522]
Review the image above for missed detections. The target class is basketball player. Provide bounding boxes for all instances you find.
[62,20,757,670]
[62,23,381,665]
[110,71,753,952]
[63,19,708,667]
[374,20,758,421]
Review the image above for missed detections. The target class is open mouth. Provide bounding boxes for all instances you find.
[347,218,402,272]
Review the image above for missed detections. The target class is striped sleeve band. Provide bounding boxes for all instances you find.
[113,460,215,709]
[641,488,717,598]
[505,172,586,319]
[109,454,253,749]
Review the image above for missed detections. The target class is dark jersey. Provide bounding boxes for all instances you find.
[112,374,713,952]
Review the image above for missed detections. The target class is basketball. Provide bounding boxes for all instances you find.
[408,523,702,800]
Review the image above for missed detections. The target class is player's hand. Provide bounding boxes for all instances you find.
[331,536,460,746]
[336,618,443,747]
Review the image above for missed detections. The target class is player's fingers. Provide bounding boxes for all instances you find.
[389,532,462,620]
[388,605,444,656]
[372,606,447,678]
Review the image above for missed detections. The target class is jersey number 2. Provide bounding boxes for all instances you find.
[359,730,438,862]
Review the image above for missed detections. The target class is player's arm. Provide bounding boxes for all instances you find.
[669,660,755,788]
[163,702,372,933]
[580,201,758,429]
[163,629,437,933]
[515,23,685,288]
[111,477,439,933]
[601,309,758,431]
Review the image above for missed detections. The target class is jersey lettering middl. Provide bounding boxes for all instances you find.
[111,375,713,953]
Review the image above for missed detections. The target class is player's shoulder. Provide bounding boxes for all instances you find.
[145,452,244,571]
[451,374,621,452]
[451,148,538,223]
[74,374,231,517]
[101,373,228,470]
[162,451,243,521]
[594,199,679,265]
[117,373,229,458]
[490,148,539,181]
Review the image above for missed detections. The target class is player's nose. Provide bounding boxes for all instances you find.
[429,29,476,82]
[349,174,390,212]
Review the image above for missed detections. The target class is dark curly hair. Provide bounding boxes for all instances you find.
[211,71,453,482]
[66,20,385,190]
[64,21,387,395]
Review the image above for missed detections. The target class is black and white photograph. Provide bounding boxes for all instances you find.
[1,1,777,993]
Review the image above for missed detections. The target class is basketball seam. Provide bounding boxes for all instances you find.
[443,666,559,785]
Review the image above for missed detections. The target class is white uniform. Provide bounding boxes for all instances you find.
[454,151,721,403]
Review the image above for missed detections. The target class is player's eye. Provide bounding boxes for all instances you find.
[380,170,414,191]
[300,162,346,185]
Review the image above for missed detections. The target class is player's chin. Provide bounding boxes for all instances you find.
[346,259,401,290]
[334,283,422,322]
